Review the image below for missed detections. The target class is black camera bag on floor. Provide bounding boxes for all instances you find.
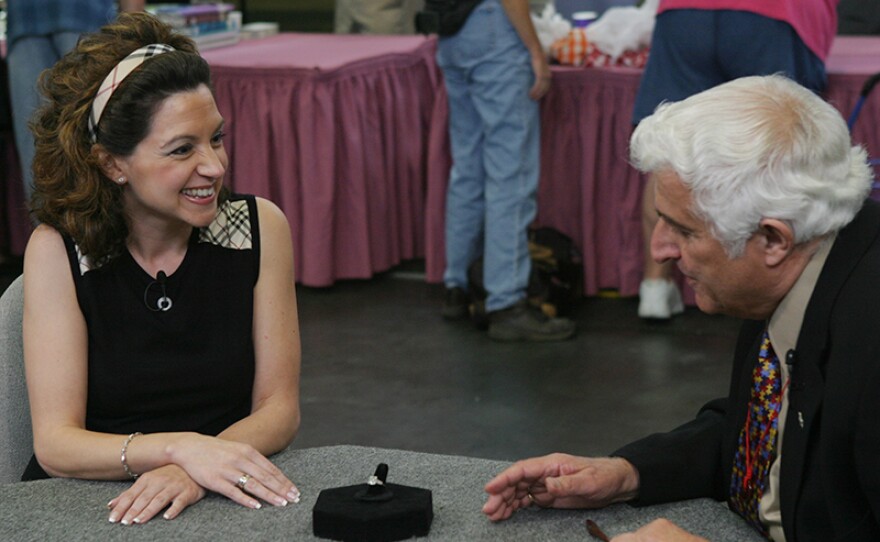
[467,227,584,325]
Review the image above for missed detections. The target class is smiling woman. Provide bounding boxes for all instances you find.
[21,12,303,526]
[98,85,229,235]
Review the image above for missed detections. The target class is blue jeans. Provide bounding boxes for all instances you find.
[437,0,539,312]
[7,32,81,202]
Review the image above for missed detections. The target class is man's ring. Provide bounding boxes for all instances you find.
[527,489,547,508]
[237,473,251,490]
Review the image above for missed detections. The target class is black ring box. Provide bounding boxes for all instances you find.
[312,465,433,542]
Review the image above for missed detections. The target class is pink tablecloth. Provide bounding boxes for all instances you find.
[425,36,880,298]
[202,34,443,287]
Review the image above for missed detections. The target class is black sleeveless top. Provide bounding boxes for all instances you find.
[23,195,260,480]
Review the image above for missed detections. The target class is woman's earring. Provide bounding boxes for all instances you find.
[116,176,127,185]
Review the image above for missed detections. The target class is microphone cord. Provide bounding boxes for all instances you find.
[144,270,173,312]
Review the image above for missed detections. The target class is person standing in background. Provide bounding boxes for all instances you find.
[632,0,839,320]
[335,0,424,34]
[6,0,145,205]
[436,0,575,341]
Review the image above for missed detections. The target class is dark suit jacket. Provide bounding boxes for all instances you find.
[615,199,880,541]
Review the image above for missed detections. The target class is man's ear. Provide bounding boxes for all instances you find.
[757,218,795,267]
[92,145,123,181]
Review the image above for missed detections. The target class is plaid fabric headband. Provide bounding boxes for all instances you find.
[88,43,176,143]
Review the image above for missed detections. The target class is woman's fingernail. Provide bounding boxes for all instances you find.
[108,515,117,524]
[253,501,262,509]
[288,489,301,503]
[106,501,113,509]
[275,497,288,507]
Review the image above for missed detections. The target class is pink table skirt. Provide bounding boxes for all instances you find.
[825,37,880,151]
[203,34,444,287]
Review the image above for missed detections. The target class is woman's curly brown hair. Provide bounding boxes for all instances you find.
[31,12,224,263]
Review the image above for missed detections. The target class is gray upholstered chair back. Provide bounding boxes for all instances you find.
[0,275,31,484]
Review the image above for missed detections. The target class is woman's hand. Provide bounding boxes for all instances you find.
[169,434,300,509]
[108,464,205,524]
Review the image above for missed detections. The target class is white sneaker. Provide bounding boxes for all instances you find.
[638,279,685,319]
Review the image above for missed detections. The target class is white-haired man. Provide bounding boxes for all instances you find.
[481,75,880,541]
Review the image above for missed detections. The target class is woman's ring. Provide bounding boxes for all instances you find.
[237,473,251,490]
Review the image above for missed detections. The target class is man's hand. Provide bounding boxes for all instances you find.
[610,518,709,541]
[482,453,639,521]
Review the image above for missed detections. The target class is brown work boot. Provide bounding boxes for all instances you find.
[487,300,575,342]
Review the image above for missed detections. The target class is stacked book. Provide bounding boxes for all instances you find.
[148,3,242,50]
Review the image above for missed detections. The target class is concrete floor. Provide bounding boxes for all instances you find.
[0,259,742,463]
[292,265,741,462]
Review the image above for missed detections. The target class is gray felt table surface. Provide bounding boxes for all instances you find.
[0,445,764,541]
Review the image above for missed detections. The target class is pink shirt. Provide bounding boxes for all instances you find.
[657,0,839,61]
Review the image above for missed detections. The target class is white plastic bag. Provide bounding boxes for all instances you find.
[585,0,659,61]
[531,3,572,55]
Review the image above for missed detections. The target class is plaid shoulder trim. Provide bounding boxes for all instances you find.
[73,244,114,275]
[199,199,253,250]
[75,244,98,275]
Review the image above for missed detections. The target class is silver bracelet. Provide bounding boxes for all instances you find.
[120,432,143,480]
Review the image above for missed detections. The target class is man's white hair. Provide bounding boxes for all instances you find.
[630,74,873,257]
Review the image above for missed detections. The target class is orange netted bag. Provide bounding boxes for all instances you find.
[551,28,650,68]
[550,28,589,67]
[583,43,650,68]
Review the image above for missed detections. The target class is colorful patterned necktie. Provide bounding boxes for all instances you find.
[729,331,785,535]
